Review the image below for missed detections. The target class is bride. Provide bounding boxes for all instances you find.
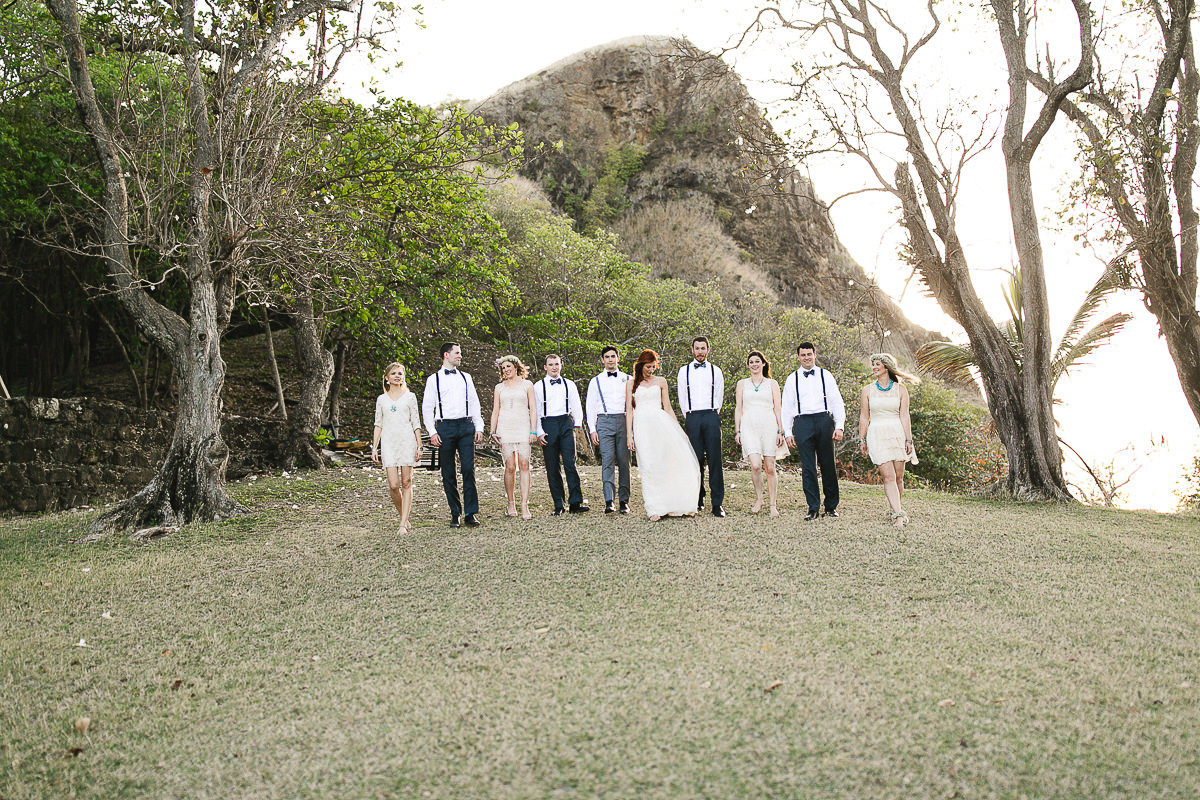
[626,349,701,521]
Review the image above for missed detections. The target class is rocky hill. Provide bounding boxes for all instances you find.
[476,36,938,357]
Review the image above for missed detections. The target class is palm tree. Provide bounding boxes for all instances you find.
[916,262,1133,399]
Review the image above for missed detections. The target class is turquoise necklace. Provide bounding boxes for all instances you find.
[875,379,894,392]
[750,376,765,392]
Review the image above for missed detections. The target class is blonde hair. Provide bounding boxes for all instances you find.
[869,353,918,385]
[381,362,405,391]
[496,354,529,379]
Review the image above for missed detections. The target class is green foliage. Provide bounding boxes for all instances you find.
[905,381,1006,490]
[313,427,333,447]
[574,143,649,233]
[917,263,1132,394]
[1176,457,1200,515]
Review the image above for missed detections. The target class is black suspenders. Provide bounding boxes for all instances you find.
[541,379,569,417]
[793,368,829,414]
[434,371,470,422]
[685,364,717,410]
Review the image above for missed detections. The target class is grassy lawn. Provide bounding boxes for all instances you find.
[2,466,1198,799]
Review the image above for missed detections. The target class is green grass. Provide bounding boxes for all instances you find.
[2,467,1198,799]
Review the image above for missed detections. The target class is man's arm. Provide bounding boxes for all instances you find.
[534,379,547,439]
[466,375,485,436]
[676,365,690,415]
[421,378,437,435]
[568,380,584,427]
[714,365,725,411]
[827,370,847,434]
[781,372,797,446]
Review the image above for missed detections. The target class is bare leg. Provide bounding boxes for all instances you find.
[896,461,906,503]
[504,451,517,516]
[879,461,903,513]
[764,457,779,515]
[748,454,764,512]
[518,452,532,519]
[399,466,414,530]
[385,467,404,514]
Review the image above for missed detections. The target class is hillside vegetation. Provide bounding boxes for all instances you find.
[2,466,1197,799]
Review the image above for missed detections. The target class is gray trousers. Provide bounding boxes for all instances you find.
[595,413,630,504]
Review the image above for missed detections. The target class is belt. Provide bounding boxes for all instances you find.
[436,416,471,423]
[541,413,571,420]
[598,412,625,417]
[688,408,719,413]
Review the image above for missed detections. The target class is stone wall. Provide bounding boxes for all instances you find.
[0,398,286,514]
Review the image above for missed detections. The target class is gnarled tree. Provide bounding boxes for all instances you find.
[1029,0,1200,430]
[44,0,393,537]
[750,0,1092,499]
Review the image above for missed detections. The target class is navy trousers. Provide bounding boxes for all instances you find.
[436,417,478,518]
[792,412,839,513]
[685,409,724,511]
[542,415,583,510]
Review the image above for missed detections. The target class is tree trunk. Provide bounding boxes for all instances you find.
[262,307,288,420]
[282,289,333,469]
[1142,252,1200,426]
[329,340,349,429]
[48,0,246,538]
[87,329,245,539]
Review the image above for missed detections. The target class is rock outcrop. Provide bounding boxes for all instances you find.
[477,36,937,357]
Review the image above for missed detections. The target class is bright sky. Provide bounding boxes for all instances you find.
[340,0,1198,511]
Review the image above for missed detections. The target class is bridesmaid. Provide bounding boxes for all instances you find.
[371,362,422,532]
[734,350,788,516]
[857,352,919,527]
[490,355,538,520]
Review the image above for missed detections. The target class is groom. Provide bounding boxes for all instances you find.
[421,342,484,528]
[677,335,725,516]
[782,341,846,521]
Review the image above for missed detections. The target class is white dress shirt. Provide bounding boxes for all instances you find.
[585,370,632,432]
[780,366,846,430]
[534,375,584,437]
[677,360,724,414]
[421,368,485,433]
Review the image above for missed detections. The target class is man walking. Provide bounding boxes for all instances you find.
[782,342,846,520]
[422,342,484,528]
[585,346,631,514]
[536,354,589,516]
[677,336,726,516]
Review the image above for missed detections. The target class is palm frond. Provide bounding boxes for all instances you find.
[1051,312,1134,384]
[1054,259,1128,367]
[915,341,977,385]
[1002,269,1024,346]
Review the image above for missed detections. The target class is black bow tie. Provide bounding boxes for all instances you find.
[549,378,562,385]
[444,368,457,375]
[606,372,618,377]
[803,369,815,377]
[693,362,705,369]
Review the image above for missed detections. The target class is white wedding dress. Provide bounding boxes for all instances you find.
[632,382,701,518]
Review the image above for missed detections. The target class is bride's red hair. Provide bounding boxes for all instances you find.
[631,349,659,403]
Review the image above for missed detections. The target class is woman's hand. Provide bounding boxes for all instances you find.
[858,440,868,456]
[371,447,379,464]
[734,431,742,445]
[775,432,784,448]
[904,438,913,455]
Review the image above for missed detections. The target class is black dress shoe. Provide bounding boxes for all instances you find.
[449,517,461,528]
[569,503,590,513]
[697,503,704,512]
[824,509,839,518]
[712,507,726,518]
[551,508,566,516]
[804,511,819,521]
[605,502,615,514]
[464,514,481,527]
[619,502,630,514]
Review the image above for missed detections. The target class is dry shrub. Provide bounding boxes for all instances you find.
[612,196,777,297]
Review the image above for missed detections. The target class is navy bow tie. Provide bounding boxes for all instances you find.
[549,378,562,385]
[444,368,457,375]
[606,372,619,377]
[693,362,705,369]
[803,369,815,377]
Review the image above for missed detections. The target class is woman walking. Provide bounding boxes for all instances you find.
[371,362,422,532]
[857,353,918,527]
[490,355,538,520]
[734,350,788,516]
